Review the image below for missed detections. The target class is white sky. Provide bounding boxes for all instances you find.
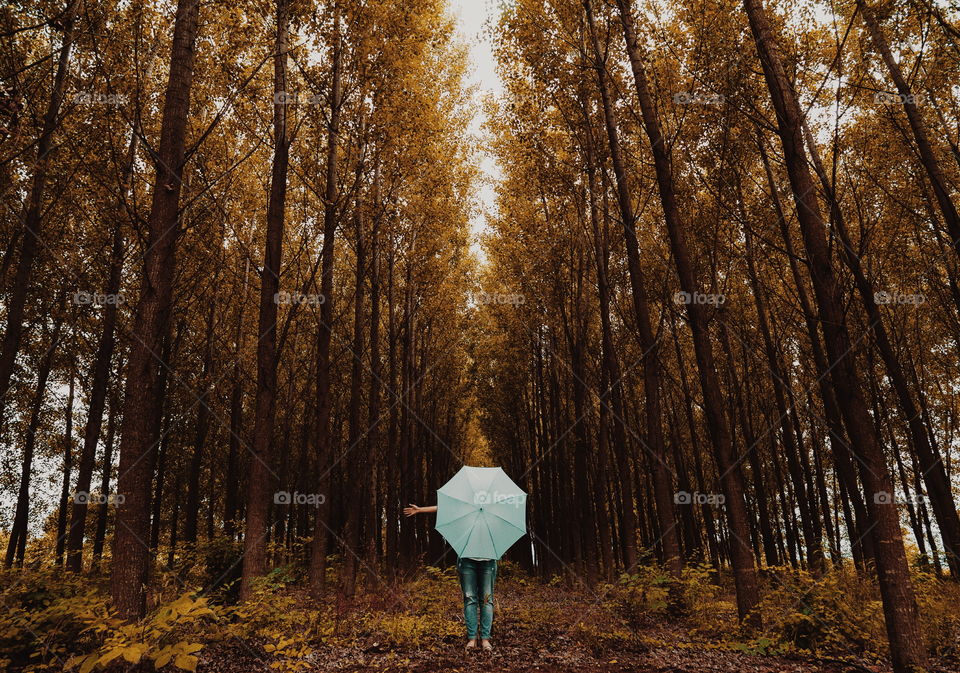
[449,0,503,264]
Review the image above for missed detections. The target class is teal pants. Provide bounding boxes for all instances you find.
[456,558,497,639]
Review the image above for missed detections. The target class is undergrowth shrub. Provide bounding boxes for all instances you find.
[608,567,671,634]
[0,568,106,672]
[608,563,724,636]
[368,612,460,649]
[913,570,960,661]
[756,566,885,658]
[66,591,226,672]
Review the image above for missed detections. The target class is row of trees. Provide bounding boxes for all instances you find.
[477,0,960,670]
[1,0,476,617]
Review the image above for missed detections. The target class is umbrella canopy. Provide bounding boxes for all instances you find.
[435,466,527,560]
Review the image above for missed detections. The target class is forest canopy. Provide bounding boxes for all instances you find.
[2,0,960,671]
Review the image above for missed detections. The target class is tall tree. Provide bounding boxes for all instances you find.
[240,0,292,600]
[110,0,201,618]
[742,0,927,666]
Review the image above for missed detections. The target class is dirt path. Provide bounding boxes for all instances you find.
[195,573,881,673]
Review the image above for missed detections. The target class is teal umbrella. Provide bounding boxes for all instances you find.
[435,466,527,559]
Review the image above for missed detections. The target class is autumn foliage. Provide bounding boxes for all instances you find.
[2,0,960,671]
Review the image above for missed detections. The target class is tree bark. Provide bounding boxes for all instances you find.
[4,322,61,568]
[742,0,927,666]
[241,0,290,600]
[0,0,77,420]
[308,12,342,594]
[110,0,201,619]
[612,0,759,619]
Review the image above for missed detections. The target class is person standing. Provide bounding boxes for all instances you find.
[404,503,496,650]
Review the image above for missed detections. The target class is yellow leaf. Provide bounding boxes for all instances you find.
[79,654,99,673]
[174,654,198,672]
[122,643,148,663]
[97,647,126,666]
[154,645,174,669]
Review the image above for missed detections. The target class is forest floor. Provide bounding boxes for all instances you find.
[191,564,900,673]
[10,560,954,672]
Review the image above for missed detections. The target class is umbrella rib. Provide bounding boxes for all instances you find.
[438,489,478,506]
[483,511,500,558]
[436,509,480,529]
[478,506,526,530]
[460,512,482,557]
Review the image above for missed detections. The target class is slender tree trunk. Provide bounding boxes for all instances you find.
[743,0,927,666]
[241,0,290,600]
[341,200,367,596]
[66,211,125,571]
[365,187,382,574]
[148,328,178,552]
[109,0,201,618]
[91,391,119,573]
[55,368,75,566]
[225,267,249,540]
[611,0,759,620]
[4,323,61,568]
[308,13,342,594]
[185,302,215,545]
[0,0,77,419]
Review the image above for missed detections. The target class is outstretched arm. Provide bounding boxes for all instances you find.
[403,503,437,516]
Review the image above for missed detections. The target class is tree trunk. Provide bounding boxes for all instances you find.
[342,199,367,596]
[742,0,927,666]
[612,0,759,620]
[4,322,61,568]
[110,0,201,619]
[241,0,290,600]
[55,368,75,566]
[91,390,119,573]
[185,301,215,545]
[308,12,342,595]
[0,0,77,420]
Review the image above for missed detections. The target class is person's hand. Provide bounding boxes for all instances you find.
[403,504,421,517]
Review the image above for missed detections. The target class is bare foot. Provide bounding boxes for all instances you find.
[465,639,476,650]
[481,639,493,651]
